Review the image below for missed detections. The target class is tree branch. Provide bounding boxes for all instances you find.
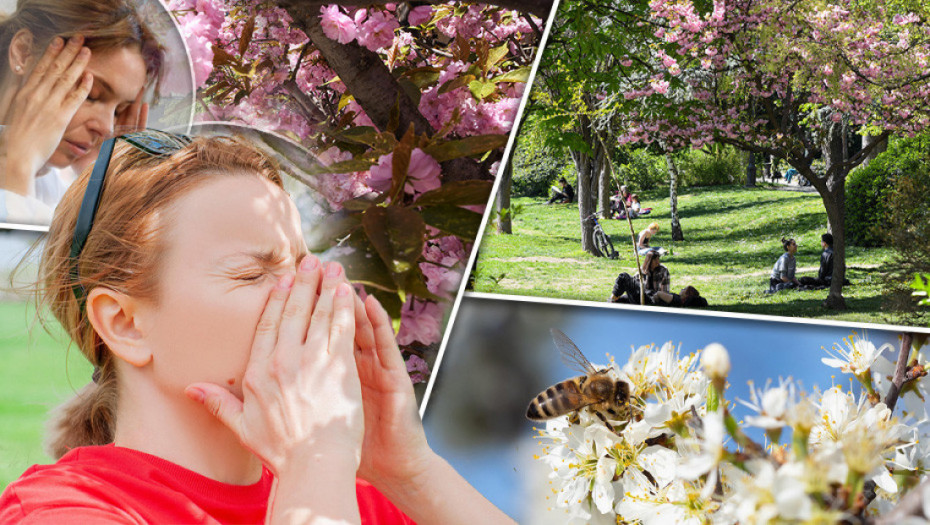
[283,0,555,18]
[883,333,915,413]
[277,1,489,181]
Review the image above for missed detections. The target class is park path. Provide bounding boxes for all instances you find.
[687,262,884,282]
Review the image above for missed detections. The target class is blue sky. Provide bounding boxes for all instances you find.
[423,296,903,522]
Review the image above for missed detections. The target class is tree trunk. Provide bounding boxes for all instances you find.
[571,149,596,253]
[861,133,888,167]
[496,161,513,234]
[745,151,756,187]
[814,120,848,309]
[597,141,611,216]
[666,154,684,241]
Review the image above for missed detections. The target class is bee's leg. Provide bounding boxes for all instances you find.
[594,410,615,432]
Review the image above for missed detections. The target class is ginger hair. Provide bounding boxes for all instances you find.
[37,135,283,459]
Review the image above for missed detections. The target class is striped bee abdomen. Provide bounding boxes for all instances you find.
[526,379,587,421]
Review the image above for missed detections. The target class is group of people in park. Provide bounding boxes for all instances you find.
[767,233,843,293]
[609,185,652,220]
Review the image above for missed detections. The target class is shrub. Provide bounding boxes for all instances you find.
[512,146,569,197]
[612,148,667,191]
[881,141,930,325]
[845,134,930,247]
[677,147,744,187]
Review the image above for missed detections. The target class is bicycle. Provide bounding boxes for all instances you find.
[584,211,619,259]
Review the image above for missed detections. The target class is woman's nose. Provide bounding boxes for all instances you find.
[86,106,116,140]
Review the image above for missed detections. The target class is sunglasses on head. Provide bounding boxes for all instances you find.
[69,129,193,305]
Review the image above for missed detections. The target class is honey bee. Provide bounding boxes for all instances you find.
[526,328,631,424]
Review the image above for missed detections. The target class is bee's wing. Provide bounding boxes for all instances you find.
[551,328,597,375]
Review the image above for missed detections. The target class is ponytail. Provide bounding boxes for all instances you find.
[44,361,117,459]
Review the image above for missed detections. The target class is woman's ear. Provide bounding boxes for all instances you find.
[85,287,153,368]
[8,29,35,78]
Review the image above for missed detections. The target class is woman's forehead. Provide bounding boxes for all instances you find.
[165,175,305,259]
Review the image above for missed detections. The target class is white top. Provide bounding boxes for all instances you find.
[0,124,73,226]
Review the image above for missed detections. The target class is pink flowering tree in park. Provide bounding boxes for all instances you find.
[168,0,552,383]
[609,0,930,310]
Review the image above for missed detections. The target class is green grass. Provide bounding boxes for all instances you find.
[474,185,898,325]
[0,301,91,490]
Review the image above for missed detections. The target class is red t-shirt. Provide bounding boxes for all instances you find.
[0,445,414,524]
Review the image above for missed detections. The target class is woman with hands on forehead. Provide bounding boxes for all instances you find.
[0,133,514,524]
[0,0,160,225]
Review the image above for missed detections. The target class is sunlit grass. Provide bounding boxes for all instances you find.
[474,185,893,324]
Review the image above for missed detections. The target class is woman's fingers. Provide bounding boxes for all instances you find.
[251,273,295,361]
[185,383,244,436]
[279,255,322,346]
[354,293,376,355]
[19,36,66,94]
[50,44,91,102]
[330,282,356,357]
[365,295,406,373]
[304,262,343,356]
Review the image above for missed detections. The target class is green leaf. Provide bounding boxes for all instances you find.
[415,181,493,207]
[468,79,496,100]
[335,126,380,146]
[362,206,426,280]
[492,66,531,84]
[371,289,404,320]
[307,155,379,175]
[420,205,483,240]
[403,67,441,88]
[422,134,508,162]
[397,77,422,107]
[305,212,360,252]
[340,232,397,292]
[488,44,510,67]
[338,93,355,112]
[402,266,443,302]
[438,74,476,94]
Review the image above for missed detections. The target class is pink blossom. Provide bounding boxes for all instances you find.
[408,5,434,26]
[405,354,430,383]
[369,148,442,195]
[357,9,399,51]
[320,5,357,44]
[397,300,443,346]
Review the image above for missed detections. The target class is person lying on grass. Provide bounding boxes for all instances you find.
[609,249,670,305]
[0,131,514,525]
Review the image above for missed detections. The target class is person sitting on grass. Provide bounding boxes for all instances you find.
[609,185,632,217]
[637,222,666,256]
[652,285,708,308]
[609,249,670,305]
[798,233,849,289]
[546,177,574,204]
[767,237,801,293]
[617,194,652,220]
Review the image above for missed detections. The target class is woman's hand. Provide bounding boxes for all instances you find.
[73,88,149,174]
[353,296,433,490]
[185,257,364,476]
[0,36,93,195]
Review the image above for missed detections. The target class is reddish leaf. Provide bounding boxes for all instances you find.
[415,181,493,207]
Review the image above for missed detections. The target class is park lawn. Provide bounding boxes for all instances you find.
[473,185,896,325]
[0,301,91,490]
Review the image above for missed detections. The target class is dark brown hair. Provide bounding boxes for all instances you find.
[0,0,165,93]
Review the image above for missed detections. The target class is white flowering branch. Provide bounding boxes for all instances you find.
[534,332,930,524]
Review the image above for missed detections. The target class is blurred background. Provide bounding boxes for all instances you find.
[423,296,904,523]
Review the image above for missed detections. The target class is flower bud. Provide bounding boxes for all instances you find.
[701,343,731,380]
